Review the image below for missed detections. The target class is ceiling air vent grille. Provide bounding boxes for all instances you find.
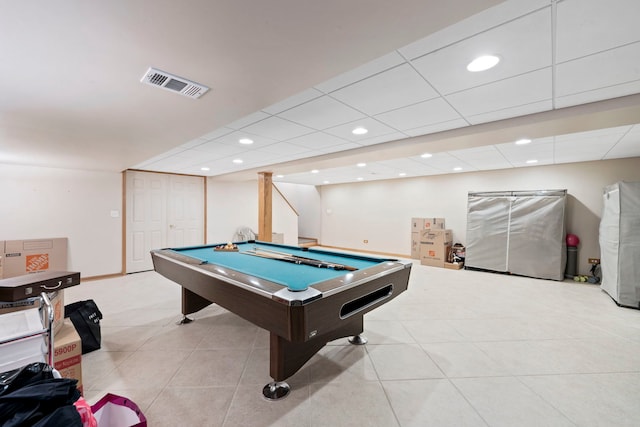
[140,67,209,99]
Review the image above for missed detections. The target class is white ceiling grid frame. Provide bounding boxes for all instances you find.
[241,116,315,141]
[286,132,353,150]
[446,68,553,121]
[323,117,400,143]
[604,125,640,159]
[138,0,640,185]
[277,95,367,130]
[555,0,640,62]
[373,97,464,132]
[409,7,553,95]
[555,42,640,107]
[554,0,640,107]
[447,145,513,170]
[494,137,555,165]
[553,126,631,163]
[329,63,440,116]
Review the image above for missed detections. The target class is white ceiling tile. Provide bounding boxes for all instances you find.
[496,138,555,163]
[555,42,640,99]
[411,9,551,95]
[353,131,408,147]
[144,153,200,170]
[553,151,607,163]
[556,0,640,63]
[374,97,463,131]
[554,141,614,158]
[225,111,272,130]
[324,117,398,142]
[199,127,235,141]
[241,116,314,141]
[448,145,513,170]
[399,0,549,59]
[403,118,470,137]
[413,152,477,172]
[604,128,640,158]
[312,142,362,154]
[256,142,313,157]
[277,95,366,130]
[228,149,282,165]
[466,100,551,125]
[261,88,324,115]
[190,141,246,156]
[553,127,629,162]
[330,64,439,115]
[446,68,552,118]
[375,158,432,174]
[210,130,278,147]
[509,158,555,168]
[286,132,349,149]
[555,80,640,109]
[554,126,630,144]
[314,52,406,93]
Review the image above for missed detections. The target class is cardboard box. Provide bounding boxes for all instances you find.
[0,290,65,336]
[424,218,445,230]
[2,238,68,279]
[410,232,420,259]
[444,262,464,270]
[54,320,83,394]
[419,229,453,245]
[420,243,452,268]
[411,218,445,232]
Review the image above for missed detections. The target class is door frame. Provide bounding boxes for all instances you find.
[122,169,207,274]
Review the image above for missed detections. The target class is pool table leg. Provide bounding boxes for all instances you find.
[268,315,365,394]
[348,335,368,345]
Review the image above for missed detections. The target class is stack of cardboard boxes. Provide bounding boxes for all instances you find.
[0,237,83,393]
[411,218,457,269]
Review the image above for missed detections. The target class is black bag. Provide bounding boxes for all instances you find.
[64,300,103,354]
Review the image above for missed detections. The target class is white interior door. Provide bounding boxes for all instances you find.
[167,174,205,248]
[125,170,204,273]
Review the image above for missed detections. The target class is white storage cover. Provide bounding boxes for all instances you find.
[466,190,567,281]
[599,181,640,308]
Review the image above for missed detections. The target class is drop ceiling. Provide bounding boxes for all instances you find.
[1,0,639,185]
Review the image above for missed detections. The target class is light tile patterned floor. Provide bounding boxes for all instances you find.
[66,261,640,427]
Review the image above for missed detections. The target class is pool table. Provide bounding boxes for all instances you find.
[151,241,412,399]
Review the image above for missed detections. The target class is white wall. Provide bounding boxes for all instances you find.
[320,157,640,275]
[4,158,637,279]
[275,182,321,238]
[0,164,122,277]
[207,179,299,245]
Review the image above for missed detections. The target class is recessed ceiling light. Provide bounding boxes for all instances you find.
[311,169,319,174]
[467,55,500,72]
[323,180,330,184]
[239,138,254,145]
[357,177,364,181]
[453,167,463,171]
[200,167,210,171]
[352,127,368,135]
[421,153,433,158]
[276,174,284,178]
[232,159,243,164]
[357,162,367,167]
[526,159,538,164]
[515,138,532,145]
[399,172,407,177]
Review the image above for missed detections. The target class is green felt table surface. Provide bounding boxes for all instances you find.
[169,241,391,291]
